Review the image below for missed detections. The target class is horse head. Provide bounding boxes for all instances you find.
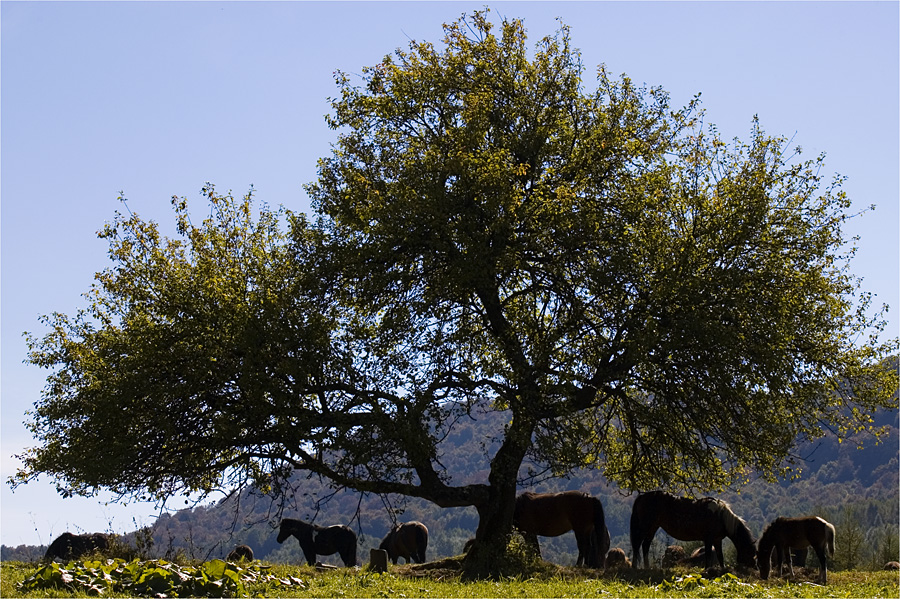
[277,518,311,544]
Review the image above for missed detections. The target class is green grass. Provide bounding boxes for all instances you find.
[2,558,897,598]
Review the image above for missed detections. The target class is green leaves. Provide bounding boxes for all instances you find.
[13,186,337,501]
[18,558,301,597]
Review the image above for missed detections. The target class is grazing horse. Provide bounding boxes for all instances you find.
[379,521,429,564]
[44,532,112,562]
[276,518,357,567]
[630,491,756,570]
[514,490,610,568]
[227,544,254,561]
[757,516,835,584]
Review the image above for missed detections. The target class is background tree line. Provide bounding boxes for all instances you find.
[5,399,896,570]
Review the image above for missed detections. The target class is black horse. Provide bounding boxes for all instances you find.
[44,532,112,562]
[630,491,756,569]
[379,521,429,564]
[276,518,357,567]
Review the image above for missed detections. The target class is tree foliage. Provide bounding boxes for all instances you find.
[10,10,897,577]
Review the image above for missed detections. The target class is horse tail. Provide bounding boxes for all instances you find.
[824,520,836,557]
[757,524,775,579]
[592,497,610,568]
[415,523,429,563]
[630,495,644,567]
[348,527,358,567]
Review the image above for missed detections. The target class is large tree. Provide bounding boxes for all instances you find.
[11,12,897,576]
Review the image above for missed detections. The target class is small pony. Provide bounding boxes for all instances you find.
[514,490,610,568]
[227,544,254,562]
[630,491,756,569]
[379,521,429,564]
[276,518,357,567]
[757,516,835,584]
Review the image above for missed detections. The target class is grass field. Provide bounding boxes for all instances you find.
[2,558,898,598]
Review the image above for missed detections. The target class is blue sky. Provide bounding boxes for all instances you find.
[2,1,897,547]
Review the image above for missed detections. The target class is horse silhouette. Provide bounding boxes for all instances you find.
[44,532,112,562]
[630,491,756,569]
[276,518,357,567]
[514,490,610,568]
[379,521,429,564]
[757,516,835,584]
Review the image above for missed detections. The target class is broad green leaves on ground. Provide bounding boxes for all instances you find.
[8,559,899,598]
[17,558,307,597]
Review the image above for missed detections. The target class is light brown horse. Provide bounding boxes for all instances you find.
[514,490,610,568]
[630,491,756,570]
[379,521,429,564]
[757,516,835,584]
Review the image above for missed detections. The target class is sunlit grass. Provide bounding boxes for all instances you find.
[2,559,898,598]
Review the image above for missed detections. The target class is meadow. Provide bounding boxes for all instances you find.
[2,557,897,598]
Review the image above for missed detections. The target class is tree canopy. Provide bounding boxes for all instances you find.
[10,11,897,576]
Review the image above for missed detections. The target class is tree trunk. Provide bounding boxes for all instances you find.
[462,411,534,579]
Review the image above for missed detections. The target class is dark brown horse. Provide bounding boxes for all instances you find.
[379,521,429,564]
[630,491,756,569]
[514,490,610,568]
[276,518,357,567]
[44,532,112,562]
[757,516,835,584]
[226,544,254,561]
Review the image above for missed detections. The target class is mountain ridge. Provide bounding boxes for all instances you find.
[4,406,896,567]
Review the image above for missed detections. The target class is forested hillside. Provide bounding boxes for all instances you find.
[5,405,896,569]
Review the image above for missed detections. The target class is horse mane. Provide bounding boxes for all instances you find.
[757,518,780,556]
[707,499,755,548]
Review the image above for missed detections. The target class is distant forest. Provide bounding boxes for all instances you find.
[3,405,897,570]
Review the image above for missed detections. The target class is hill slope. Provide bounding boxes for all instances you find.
[4,408,897,569]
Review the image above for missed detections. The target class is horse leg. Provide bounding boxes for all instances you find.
[715,541,725,569]
[641,536,653,569]
[598,524,610,569]
[630,533,642,569]
[339,548,350,567]
[584,526,605,569]
[339,541,356,567]
[631,525,655,569]
[813,545,828,584]
[300,540,317,566]
[774,545,784,577]
[574,530,591,567]
[784,545,795,577]
[703,541,715,569]
[631,521,646,569]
